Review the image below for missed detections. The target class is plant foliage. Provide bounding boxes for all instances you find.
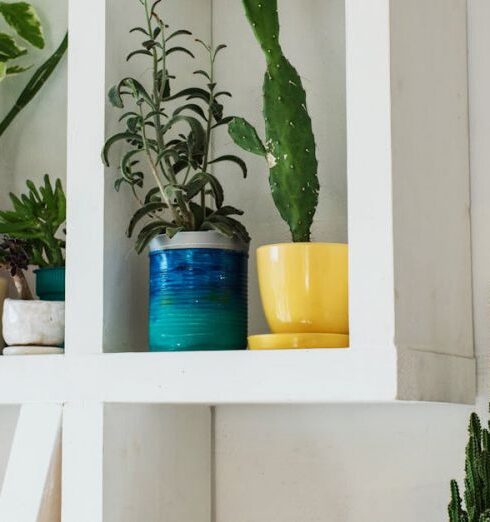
[0,1,44,81]
[449,411,490,522]
[103,0,249,253]
[0,174,66,268]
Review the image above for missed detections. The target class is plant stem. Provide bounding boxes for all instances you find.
[201,49,215,217]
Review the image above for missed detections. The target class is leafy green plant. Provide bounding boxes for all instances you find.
[449,411,490,522]
[228,0,319,243]
[0,31,67,137]
[103,0,249,253]
[0,174,66,269]
[0,1,44,81]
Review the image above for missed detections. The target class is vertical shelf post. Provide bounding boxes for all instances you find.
[346,0,475,401]
[65,0,107,355]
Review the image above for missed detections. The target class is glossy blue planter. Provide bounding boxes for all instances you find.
[149,232,248,351]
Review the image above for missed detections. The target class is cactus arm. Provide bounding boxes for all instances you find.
[228,117,266,156]
[239,0,319,242]
[449,480,468,522]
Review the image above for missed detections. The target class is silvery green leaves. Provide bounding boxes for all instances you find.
[0,1,44,82]
[103,1,249,252]
[228,0,319,243]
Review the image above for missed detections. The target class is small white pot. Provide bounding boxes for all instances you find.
[2,299,65,347]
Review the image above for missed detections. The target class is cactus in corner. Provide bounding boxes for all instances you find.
[229,0,319,242]
[448,412,490,522]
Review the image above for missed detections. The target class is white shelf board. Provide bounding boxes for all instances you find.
[0,348,474,405]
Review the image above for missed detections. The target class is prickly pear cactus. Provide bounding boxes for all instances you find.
[229,0,319,242]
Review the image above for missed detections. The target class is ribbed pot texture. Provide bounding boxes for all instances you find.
[148,232,248,352]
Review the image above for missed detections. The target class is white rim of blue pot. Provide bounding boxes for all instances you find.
[149,231,249,254]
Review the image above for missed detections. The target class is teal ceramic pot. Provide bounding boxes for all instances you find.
[149,231,249,352]
[35,266,65,301]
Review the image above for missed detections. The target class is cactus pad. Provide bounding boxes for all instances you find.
[229,0,319,242]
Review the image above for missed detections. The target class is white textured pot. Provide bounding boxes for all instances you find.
[0,278,8,349]
[2,299,65,347]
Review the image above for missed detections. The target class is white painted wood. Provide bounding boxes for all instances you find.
[0,349,475,404]
[346,0,474,386]
[61,402,103,522]
[104,405,211,522]
[0,404,61,522]
[65,0,106,355]
[346,0,395,353]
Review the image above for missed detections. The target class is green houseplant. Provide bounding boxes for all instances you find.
[103,0,250,352]
[0,175,66,353]
[448,411,490,522]
[228,0,349,350]
[0,174,66,300]
[0,1,68,137]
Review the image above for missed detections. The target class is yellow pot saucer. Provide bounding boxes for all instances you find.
[248,333,349,350]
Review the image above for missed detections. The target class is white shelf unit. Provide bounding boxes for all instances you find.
[62,0,475,404]
[0,0,477,520]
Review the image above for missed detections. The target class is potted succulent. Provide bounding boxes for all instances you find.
[103,0,250,352]
[228,0,349,350]
[0,175,66,354]
[0,1,68,137]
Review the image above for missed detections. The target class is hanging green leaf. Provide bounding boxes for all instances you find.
[0,1,44,48]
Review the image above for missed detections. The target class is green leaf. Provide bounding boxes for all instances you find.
[6,63,31,75]
[193,69,210,81]
[135,221,172,253]
[228,117,266,156]
[108,85,124,108]
[126,49,152,61]
[212,205,244,217]
[173,103,207,121]
[127,201,168,238]
[186,173,224,208]
[213,44,227,60]
[166,46,194,58]
[164,87,210,104]
[0,61,6,81]
[209,155,248,178]
[166,29,192,42]
[0,2,44,48]
[102,132,143,166]
[205,214,250,243]
[0,32,26,60]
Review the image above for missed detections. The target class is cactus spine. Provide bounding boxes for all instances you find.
[449,412,490,522]
[228,0,319,242]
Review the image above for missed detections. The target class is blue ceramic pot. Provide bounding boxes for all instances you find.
[149,231,249,351]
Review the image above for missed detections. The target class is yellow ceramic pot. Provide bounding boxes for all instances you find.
[256,243,348,335]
